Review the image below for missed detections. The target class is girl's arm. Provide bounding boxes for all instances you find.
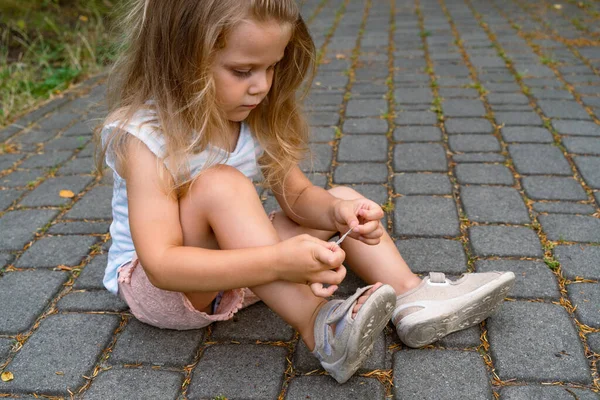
[271,165,384,243]
[122,137,344,293]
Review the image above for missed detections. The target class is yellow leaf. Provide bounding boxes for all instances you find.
[59,190,75,198]
[1,371,14,382]
[335,53,347,59]
[553,4,562,9]
[79,15,89,22]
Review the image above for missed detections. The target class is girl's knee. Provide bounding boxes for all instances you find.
[190,165,258,201]
[327,185,363,201]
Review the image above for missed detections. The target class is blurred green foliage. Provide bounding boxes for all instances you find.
[0,0,122,126]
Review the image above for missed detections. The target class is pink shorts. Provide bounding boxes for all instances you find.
[117,255,261,330]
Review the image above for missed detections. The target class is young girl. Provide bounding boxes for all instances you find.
[96,0,514,384]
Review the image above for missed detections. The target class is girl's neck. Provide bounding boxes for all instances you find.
[225,120,241,153]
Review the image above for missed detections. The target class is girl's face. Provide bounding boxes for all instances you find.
[212,19,292,122]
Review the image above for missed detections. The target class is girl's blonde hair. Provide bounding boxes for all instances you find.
[96,0,315,196]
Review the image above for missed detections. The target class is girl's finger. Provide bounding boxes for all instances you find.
[358,236,381,246]
[315,244,345,267]
[310,282,338,297]
[315,265,347,285]
[354,220,380,235]
[359,206,384,221]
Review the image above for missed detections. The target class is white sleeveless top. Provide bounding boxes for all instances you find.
[101,108,263,294]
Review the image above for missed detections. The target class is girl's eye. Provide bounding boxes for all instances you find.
[233,69,251,78]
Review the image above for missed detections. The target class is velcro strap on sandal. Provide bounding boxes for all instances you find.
[428,272,446,284]
[324,285,374,324]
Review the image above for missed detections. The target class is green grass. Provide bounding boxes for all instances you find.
[0,0,121,127]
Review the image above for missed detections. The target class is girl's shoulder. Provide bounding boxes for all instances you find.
[102,104,165,157]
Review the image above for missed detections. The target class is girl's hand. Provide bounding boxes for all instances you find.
[332,198,385,245]
[274,234,347,297]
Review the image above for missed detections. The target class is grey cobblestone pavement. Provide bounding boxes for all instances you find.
[1,0,600,398]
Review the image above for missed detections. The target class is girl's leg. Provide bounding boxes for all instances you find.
[179,166,380,349]
[270,186,422,295]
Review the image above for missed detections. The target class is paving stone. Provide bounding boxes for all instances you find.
[487,92,530,104]
[63,120,95,137]
[437,88,480,98]
[74,254,108,290]
[449,135,501,152]
[309,126,336,142]
[338,135,387,162]
[469,226,542,257]
[552,120,600,137]
[573,156,600,189]
[342,118,388,134]
[554,245,600,280]
[18,151,72,169]
[501,386,600,400]
[308,172,327,188]
[0,189,23,211]
[533,202,596,215]
[0,153,25,171]
[476,260,560,299]
[294,332,385,372]
[538,100,592,120]
[65,185,113,220]
[0,338,14,363]
[393,349,492,400]
[394,87,433,104]
[300,143,332,173]
[308,112,339,126]
[485,83,521,92]
[530,88,574,100]
[19,175,93,207]
[455,164,514,185]
[522,176,587,201]
[393,143,447,172]
[346,99,388,117]
[48,221,110,235]
[348,184,388,206]
[568,283,600,327]
[82,368,183,400]
[444,118,493,134]
[1,313,120,394]
[187,344,286,399]
[587,332,600,355]
[393,173,452,195]
[56,290,127,312]
[394,197,459,237]
[286,375,386,400]
[110,319,203,367]
[461,186,530,224]
[539,214,600,242]
[0,253,14,268]
[77,141,95,157]
[435,326,481,349]
[488,301,591,383]
[395,110,438,125]
[495,111,543,126]
[395,239,467,274]
[562,136,600,156]
[452,153,506,163]
[44,135,91,151]
[14,129,58,145]
[333,163,388,184]
[501,127,554,143]
[212,302,294,342]
[0,210,59,251]
[393,126,442,142]
[57,157,96,175]
[0,169,44,188]
[442,100,487,118]
[509,144,572,175]
[16,236,97,268]
[0,270,68,334]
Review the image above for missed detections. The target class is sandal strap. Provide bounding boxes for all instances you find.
[428,272,446,284]
[324,285,374,324]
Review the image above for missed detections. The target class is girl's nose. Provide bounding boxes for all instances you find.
[249,72,270,95]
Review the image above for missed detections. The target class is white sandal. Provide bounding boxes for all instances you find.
[312,284,396,383]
